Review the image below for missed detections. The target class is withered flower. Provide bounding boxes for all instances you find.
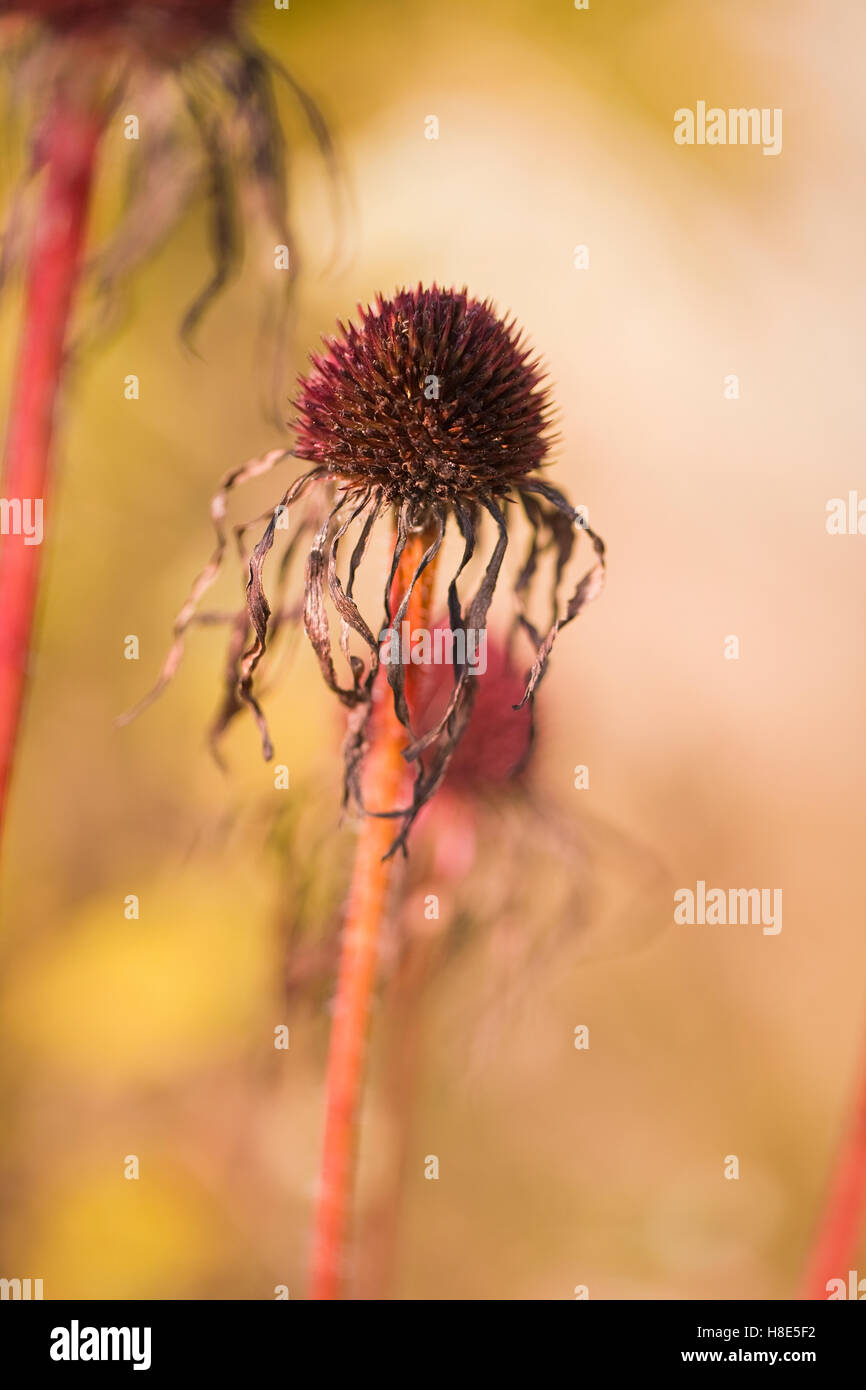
[135,284,605,854]
[0,0,339,347]
[0,0,339,835]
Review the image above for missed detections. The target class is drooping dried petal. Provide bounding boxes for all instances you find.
[412,624,534,793]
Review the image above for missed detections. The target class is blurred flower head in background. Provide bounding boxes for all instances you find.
[0,0,340,360]
[5,0,238,54]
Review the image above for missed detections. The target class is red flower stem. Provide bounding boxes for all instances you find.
[309,526,438,1300]
[0,97,102,834]
[359,929,442,1298]
[800,1034,866,1298]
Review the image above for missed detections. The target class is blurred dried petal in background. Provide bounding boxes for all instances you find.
[0,0,344,391]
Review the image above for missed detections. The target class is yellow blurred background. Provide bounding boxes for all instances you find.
[1,0,864,1299]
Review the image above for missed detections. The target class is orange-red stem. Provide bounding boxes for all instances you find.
[801,1034,866,1298]
[0,98,102,834]
[309,528,437,1300]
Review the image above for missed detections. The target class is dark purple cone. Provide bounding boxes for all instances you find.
[294,285,555,509]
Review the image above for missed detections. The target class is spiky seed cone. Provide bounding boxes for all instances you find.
[294,285,554,507]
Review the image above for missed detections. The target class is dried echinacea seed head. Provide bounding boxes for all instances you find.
[294,286,553,510]
[126,285,606,856]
